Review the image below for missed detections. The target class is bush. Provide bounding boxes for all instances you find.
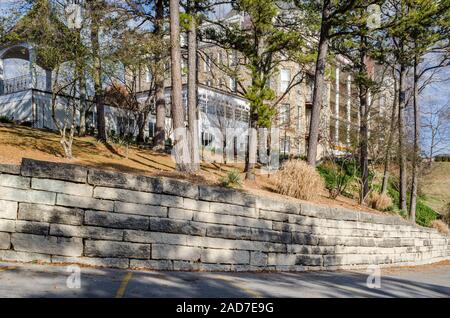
[220,169,242,188]
[317,158,358,199]
[430,220,450,235]
[0,115,13,124]
[272,160,324,201]
[368,192,393,211]
[416,200,438,227]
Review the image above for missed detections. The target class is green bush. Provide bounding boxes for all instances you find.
[317,158,358,198]
[0,115,13,124]
[220,169,242,188]
[416,200,438,227]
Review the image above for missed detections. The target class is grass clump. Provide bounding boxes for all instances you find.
[368,192,393,211]
[272,160,324,201]
[220,169,242,188]
[430,220,449,235]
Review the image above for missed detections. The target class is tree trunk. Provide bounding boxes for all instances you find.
[398,63,407,211]
[169,0,190,171]
[153,0,166,151]
[381,72,398,194]
[245,118,257,181]
[358,36,369,204]
[409,53,420,222]
[137,112,146,143]
[306,0,330,167]
[90,2,106,142]
[187,1,200,171]
[76,30,87,137]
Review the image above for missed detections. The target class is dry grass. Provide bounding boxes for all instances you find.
[368,192,393,211]
[421,162,450,214]
[430,220,450,235]
[272,160,325,201]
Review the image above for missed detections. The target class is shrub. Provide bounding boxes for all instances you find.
[416,200,438,227]
[317,158,358,199]
[430,220,450,235]
[220,169,242,188]
[0,115,13,124]
[368,192,393,211]
[272,160,324,201]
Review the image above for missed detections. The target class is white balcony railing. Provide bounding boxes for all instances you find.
[0,75,49,95]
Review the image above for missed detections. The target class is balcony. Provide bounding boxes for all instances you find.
[0,75,49,95]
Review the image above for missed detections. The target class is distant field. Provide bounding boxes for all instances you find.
[421,162,450,214]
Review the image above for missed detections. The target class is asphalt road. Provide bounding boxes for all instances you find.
[0,261,449,298]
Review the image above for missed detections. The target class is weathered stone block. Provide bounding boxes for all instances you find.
[0,219,15,232]
[0,174,30,189]
[173,260,200,271]
[0,186,56,205]
[255,197,299,214]
[198,185,235,203]
[51,256,130,269]
[183,198,209,212]
[251,228,290,244]
[57,194,113,211]
[50,224,124,241]
[124,230,188,245]
[114,202,167,218]
[152,244,201,261]
[32,178,93,197]
[0,164,20,175]
[21,159,88,183]
[11,233,83,256]
[0,232,10,249]
[0,250,51,263]
[319,236,361,247]
[209,202,257,218]
[130,259,173,270]
[292,232,319,245]
[295,254,323,266]
[94,187,160,205]
[0,200,17,219]
[201,248,250,264]
[299,203,332,219]
[149,218,205,236]
[159,194,184,208]
[259,209,289,222]
[19,203,84,225]
[161,178,199,199]
[193,211,270,229]
[84,210,149,230]
[84,240,151,259]
[168,208,194,220]
[88,169,163,193]
[250,251,268,266]
[15,220,49,235]
[199,263,232,271]
[206,224,252,240]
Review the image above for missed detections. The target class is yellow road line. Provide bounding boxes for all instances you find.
[115,272,133,298]
[214,275,263,298]
[0,266,17,272]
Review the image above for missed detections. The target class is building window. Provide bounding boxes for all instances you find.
[230,77,237,93]
[279,104,290,126]
[145,68,152,83]
[228,50,237,67]
[280,69,291,92]
[148,121,155,137]
[204,54,211,72]
[280,137,290,155]
[201,131,213,147]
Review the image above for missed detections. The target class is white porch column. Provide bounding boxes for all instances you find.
[368,91,372,139]
[29,46,37,89]
[0,58,4,95]
[335,67,340,145]
[346,74,351,145]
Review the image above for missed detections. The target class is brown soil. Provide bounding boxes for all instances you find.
[0,123,385,214]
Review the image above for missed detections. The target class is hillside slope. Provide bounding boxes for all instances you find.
[421,162,450,214]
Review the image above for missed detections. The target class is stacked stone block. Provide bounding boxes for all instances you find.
[0,158,448,271]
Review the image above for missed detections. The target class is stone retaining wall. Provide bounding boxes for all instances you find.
[0,158,449,271]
